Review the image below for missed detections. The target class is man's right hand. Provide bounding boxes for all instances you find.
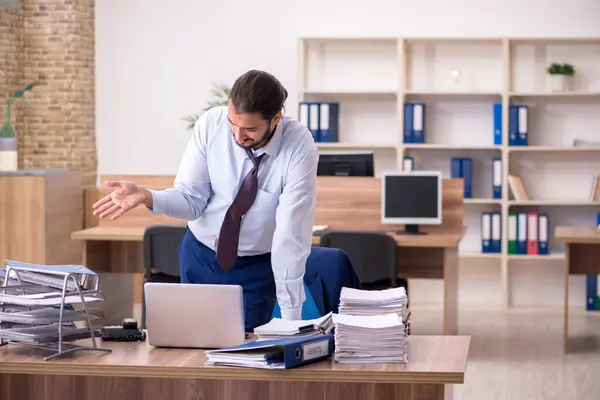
[92,181,152,220]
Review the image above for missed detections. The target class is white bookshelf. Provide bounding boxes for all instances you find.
[298,36,600,311]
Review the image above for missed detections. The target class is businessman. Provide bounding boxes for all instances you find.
[92,70,319,331]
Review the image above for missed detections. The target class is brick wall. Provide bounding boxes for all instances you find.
[0,0,97,187]
[0,5,24,146]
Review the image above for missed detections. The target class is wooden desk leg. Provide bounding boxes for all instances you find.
[443,247,459,335]
[564,243,570,354]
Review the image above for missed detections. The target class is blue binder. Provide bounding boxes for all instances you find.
[586,275,598,311]
[318,102,339,143]
[205,334,334,369]
[403,103,414,143]
[450,157,462,179]
[411,103,425,143]
[517,105,528,146]
[538,213,549,255]
[493,103,502,145]
[509,104,518,146]
[516,212,527,254]
[461,157,472,198]
[481,212,492,253]
[492,157,502,199]
[491,211,501,253]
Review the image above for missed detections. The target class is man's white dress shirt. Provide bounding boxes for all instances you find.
[149,106,319,320]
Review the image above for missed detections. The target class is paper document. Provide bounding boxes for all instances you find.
[254,312,333,340]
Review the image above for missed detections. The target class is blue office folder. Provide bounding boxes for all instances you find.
[538,213,549,255]
[509,104,518,146]
[403,103,413,143]
[481,212,492,253]
[318,102,339,143]
[492,157,502,199]
[517,105,528,146]
[493,103,502,145]
[491,212,501,253]
[411,103,425,143]
[516,213,528,254]
[586,275,598,311]
[299,101,339,143]
[450,157,462,179]
[461,157,472,198]
[205,334,334,369]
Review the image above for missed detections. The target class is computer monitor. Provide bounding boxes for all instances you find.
[317,151,374,177]
[381,170,442,235]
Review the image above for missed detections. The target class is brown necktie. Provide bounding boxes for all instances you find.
[216,149,265,271]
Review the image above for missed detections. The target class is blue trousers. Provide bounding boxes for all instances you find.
[178,229,276,332]
[178,228,362,332]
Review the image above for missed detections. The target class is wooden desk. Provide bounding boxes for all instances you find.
[72,226,463,335]
[72,175,464,331]
[0,335,470,400]
[555,225,600,353]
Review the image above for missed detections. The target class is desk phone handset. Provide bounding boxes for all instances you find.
[101,318,147,342]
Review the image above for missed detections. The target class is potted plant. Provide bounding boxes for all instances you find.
[183,82,230,130]
[546,63,575,92]
[0,83,35,171]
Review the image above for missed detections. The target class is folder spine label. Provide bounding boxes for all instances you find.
[302,338,330,361]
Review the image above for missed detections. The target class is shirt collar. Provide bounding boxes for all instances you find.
[253,118,283,158]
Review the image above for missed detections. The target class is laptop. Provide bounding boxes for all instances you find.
[144,282,246,349]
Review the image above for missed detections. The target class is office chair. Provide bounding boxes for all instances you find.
[141,225,187,328]
[319,230,404,291]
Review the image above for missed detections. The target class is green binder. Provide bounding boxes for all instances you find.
[508,213,517,255]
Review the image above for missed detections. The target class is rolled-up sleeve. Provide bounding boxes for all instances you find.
[148,113,212,221]
[271,148,319,320]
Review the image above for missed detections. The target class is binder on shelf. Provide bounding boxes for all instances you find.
[299,101,339,143]
[318,102,339,143]
[492,157,502,199]
[538,213,549,255]
[586,275,600,311]
[597,213,600,232]
[450,157,471,198]
[403,156,414,172]
[403,103,414,143]
[493,103,502,145]
[299,102,309,133]
[481,212,492,253]
[517,105,528,146]
[509,104,518,146]
[450,157,462,179]
[491,212,501,253]
[462,158,472,198]
[308,103,320,141]
[205,334,334,370]
[507,213,517,255]
[517,213,528,255]
[412,103,425,144]
[527,212,538,255]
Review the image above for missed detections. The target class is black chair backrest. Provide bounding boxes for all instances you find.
[143,225,187,279]
[319,230,397,286]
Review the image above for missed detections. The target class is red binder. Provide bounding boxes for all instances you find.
[527,212,538,255]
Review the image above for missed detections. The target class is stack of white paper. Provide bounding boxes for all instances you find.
[338,287,410,333]
[332,313,408,363]
[253,312,333,340]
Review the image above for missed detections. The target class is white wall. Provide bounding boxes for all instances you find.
[95,0,600,309]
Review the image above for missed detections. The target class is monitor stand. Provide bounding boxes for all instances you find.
[396,224,427,235]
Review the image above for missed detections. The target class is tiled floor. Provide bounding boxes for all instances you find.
[409,306,600,400]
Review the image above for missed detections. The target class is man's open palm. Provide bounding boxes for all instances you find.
[92,181,145,220]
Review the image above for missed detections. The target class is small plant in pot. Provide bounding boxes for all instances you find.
[0,82,35,171]
[546,63,575,92]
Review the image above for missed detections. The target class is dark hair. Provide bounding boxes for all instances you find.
[229,70,288,120]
